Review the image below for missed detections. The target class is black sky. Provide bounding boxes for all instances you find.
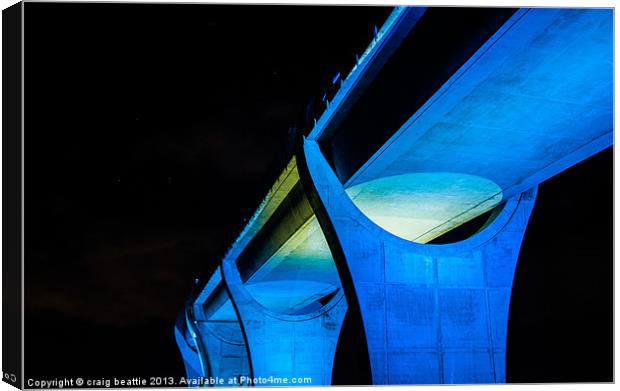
[23,3,612,384]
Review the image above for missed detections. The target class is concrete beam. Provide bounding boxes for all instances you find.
[308,6,426,141]
[344,8,611,242]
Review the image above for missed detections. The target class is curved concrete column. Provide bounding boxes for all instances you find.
[188,268,252,387]
[301,139,537,384]
[221,255,347,386]
[174,310,208,382]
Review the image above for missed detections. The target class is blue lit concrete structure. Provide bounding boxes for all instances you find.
[177,158,351,386]
[344,8,612,236]
[190,269,251,386]
[176,6,612,386]
[221,251,347,385]
[175,310,205,380]
[302,139,537,383]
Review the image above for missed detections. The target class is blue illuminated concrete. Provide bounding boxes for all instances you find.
[177,6,613,386]
[175,311,206,382]
[221,249,347,386]
[304,139,537,383]
[345,172,504,242]
[209,157,342,316]
[189,157,349,385]
[245,217,341,315]
[340,8,612,242]
[189,269,251,386]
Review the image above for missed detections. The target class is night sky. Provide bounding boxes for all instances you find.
[24,3,612,384]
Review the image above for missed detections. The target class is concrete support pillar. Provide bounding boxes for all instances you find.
[192,316,251,386]
[174,310,208,383]
[301,139,537,384]
[182,268,250,387]
[221,257,347,386]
